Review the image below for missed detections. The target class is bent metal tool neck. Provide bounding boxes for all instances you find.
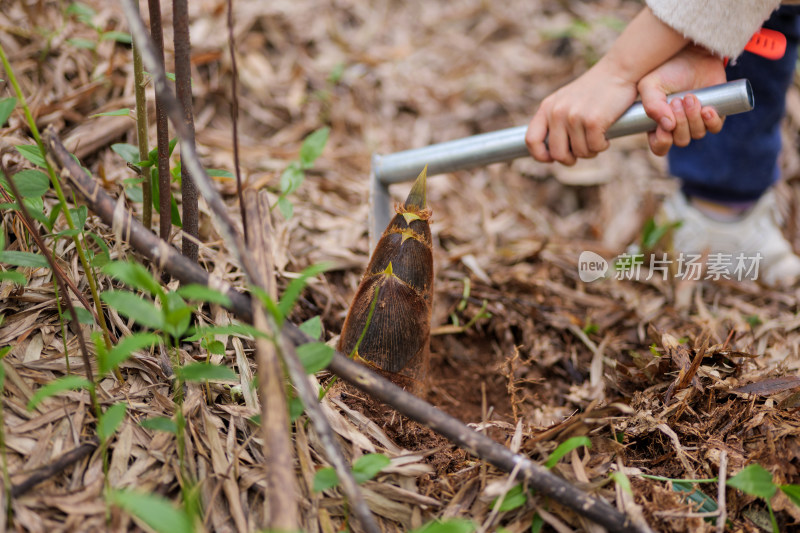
[369,78,754,245]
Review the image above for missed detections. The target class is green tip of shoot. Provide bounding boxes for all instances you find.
[404,165,427,210]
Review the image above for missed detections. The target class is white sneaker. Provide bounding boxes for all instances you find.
[660,190,800,287]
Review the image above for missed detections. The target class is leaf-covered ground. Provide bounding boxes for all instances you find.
[1,0,800,531]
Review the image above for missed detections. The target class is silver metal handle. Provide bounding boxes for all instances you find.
[372,79,753,185]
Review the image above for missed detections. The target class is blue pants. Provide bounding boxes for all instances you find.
[668,6,800,203]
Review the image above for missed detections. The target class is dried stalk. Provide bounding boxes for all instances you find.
[118,4,380,532]
[173,0,198,262]
[226,0,248,242]
[44,128,645,533]
[147,0,171,241]
[245,190,299,530]
[131,0,151,229]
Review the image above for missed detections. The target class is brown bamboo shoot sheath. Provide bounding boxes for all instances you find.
[338,168,433,391]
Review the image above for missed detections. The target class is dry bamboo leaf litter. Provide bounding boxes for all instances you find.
[1,0,800,531]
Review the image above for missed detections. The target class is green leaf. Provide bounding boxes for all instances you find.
[0,270,27,286]
[296,342,333,374]
[66,2,96,24]
[61,305,94,325]
[206,168,234,179]
[251,286,283,324]
[299,316,323,340]
[672,481,718,514]
[410,518,476,533]
[206,340,225,356]
[140,416,177,434]
[90,108,131,118]
[0,250,50,269]
[277,196,293,219]
[100,31,132,44]
[278,262,333,321]
[610,471,633,495]
[108,489,193,533]
[780,484,800,508]
[124,183,144,203]
[353,453,391,484]
[170,193,182,227]
[111,143,141,165]
[161,292,191,339]
[101,332,159,376]
[100,290,165,330]
[15,145,47,168]
[183,323,268,342]
[544,436,592,469]
[177,362,237,383]
[69,205,88,230]
[299,127,330,168]
[531,513,544,533]
[103,261,164,299]
[312,467,339,492]
[27,375,92,410]
[728,464,777,501]
[288,396,304,422]
[491,484,527,511]
[0,97,16,127]
[67,38,96,50]
[279,164,304,196]
[176,284,231,307]
[98,402,127,442]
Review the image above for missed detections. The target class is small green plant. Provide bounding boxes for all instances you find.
[274,127,330,219]
[65,2,132,50]
[448,278,491,332]
[312,453,392,492]
[108,489,194,533]
[745,314,763,327]
[99,259,238,513]
[727,463,800,533]
[409,518,476,533]
[639,217,682,252]
[488,436,592,516]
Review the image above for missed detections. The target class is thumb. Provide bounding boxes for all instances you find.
[638,76,676,132]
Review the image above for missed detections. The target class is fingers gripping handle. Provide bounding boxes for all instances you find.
[373,79,753,185]
[605,78,753,138]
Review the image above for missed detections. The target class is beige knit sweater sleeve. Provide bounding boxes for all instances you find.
[645,0,782,58]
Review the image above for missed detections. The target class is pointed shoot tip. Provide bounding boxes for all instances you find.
[404,165,427,210]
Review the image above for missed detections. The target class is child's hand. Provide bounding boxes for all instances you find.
[525,63,639,165]
[638,45,726,155]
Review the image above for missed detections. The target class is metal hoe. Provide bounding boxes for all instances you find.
[369,78,754,244]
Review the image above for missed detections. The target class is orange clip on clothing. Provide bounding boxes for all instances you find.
[725,27,787,66]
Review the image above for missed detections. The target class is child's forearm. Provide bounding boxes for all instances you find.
[598,7,689,85]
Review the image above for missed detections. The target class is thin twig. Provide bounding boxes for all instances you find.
[119,5,379,532]
[245,189,299,530]
[147,0,171,242]
[10,441,98,497]
[226,0,247,243]
[173,0,198,262]
[717,450,728,533]
[43,128,645,533]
